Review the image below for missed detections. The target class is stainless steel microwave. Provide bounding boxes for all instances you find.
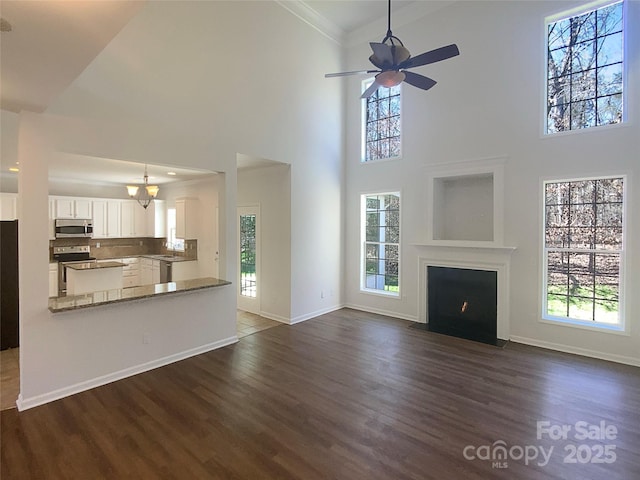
[54,218,93,238]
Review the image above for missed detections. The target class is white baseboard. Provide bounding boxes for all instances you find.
[509,335,640,367]
[289,303,344,325]
[344,303,418,322]
[259,310,290,324]
[16,336,238,411]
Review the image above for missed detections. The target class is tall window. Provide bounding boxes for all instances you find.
[543,177,625,329]
[239,213,257,298]
[362,193,400,295]
[363,81,401,162]
[546,0,624,134]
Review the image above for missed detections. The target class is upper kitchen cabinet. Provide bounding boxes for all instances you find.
[121,201,146,237]
[93,199,122,238]
[0,193,18,220]
[175,197,198,239]
[54,197,92,219]
[147,200,166,238]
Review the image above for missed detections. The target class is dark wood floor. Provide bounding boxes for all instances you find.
[2,309,639,479]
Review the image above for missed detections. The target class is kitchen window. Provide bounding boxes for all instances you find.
[167,208,184,252]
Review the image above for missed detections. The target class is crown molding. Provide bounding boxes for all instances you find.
[275,0,345,45]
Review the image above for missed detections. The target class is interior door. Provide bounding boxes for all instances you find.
[237,206,259,314]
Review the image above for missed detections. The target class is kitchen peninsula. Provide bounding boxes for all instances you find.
[49,277,231,313]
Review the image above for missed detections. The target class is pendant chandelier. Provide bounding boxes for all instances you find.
[126,165,159,209]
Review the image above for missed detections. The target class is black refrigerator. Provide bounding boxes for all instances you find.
[1,220,19,350]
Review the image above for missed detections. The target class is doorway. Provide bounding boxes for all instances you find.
[237,206,260,314]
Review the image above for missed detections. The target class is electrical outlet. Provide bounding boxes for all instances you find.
[143,333,150,344]
[320,290,325,299]
[96,242,100,248]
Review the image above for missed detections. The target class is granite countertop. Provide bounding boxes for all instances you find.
[66,261,125,270]
[139,255,195,263]
[49,277,232,313]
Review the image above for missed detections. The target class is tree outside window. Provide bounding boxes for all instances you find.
[362,193,400,295]
[546,1,624,133]
[543,177,624,328]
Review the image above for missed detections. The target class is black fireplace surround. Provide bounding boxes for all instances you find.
[427,266,500,346]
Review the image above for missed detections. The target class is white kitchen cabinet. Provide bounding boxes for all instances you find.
[106,201,121,238]
[49,263,58,297]
[120,201,136,237]
[175,197,198,239]
[48,198,56,239]
[147,200,166,238]
[92,200,107,238]
[121,201,150,237]
[54,197,92,219]
[92,200,121,238]
[121,257,140,288]
[140,258,160,285]
[0,193,18,220]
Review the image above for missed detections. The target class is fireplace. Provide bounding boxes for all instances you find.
[427,266,503,346]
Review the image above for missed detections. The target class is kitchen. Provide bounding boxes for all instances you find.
[1,155,224,343]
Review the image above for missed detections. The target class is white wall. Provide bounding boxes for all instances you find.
[238,163,292,322]
[1,109,19,193]
[344,1,640,365]
[16,1,343,408]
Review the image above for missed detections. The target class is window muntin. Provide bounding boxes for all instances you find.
[362,81,401,162]
[546,1,624,134]
[543,177,625,328]
[362,193,400,295]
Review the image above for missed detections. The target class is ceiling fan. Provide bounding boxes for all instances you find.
[325,0,460,98]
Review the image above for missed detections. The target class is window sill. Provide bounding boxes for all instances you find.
[360,288,401,299]
[540,316,628,336]
[360,155,402,165]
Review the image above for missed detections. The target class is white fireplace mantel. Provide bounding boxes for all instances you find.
[415,242,516,341]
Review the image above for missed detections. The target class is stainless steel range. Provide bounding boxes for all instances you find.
[53,245,96,296]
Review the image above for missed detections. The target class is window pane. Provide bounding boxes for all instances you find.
[597,2,623,35]
[549,18,571,49]
[597,63,623,96]
[572,41,596,73]
[597,178,623,203]
[571,70,596,102]
[597,94,623,125]
[597,32,623,66]
[570,99,596,129]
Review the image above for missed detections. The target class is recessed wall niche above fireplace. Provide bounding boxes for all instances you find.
[414,156,516,344]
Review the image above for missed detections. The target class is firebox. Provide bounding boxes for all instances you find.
[427,266,500,346]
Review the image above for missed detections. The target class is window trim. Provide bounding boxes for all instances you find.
[361,78,403,163]
[542,0,628,136]
[540,174,628,334]
[360,190,402,297]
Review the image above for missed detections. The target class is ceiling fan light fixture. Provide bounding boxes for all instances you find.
[376,70,405,87]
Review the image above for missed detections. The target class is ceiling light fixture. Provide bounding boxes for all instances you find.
[126,165,159,209]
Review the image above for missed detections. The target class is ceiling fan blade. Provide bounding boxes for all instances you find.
[369,42,394,68]
[400,44,460,69]
[403,71,437,91]
[325,70,378,78]
[361,81,381,99]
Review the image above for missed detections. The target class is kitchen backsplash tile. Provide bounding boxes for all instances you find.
[49,237,198,261]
